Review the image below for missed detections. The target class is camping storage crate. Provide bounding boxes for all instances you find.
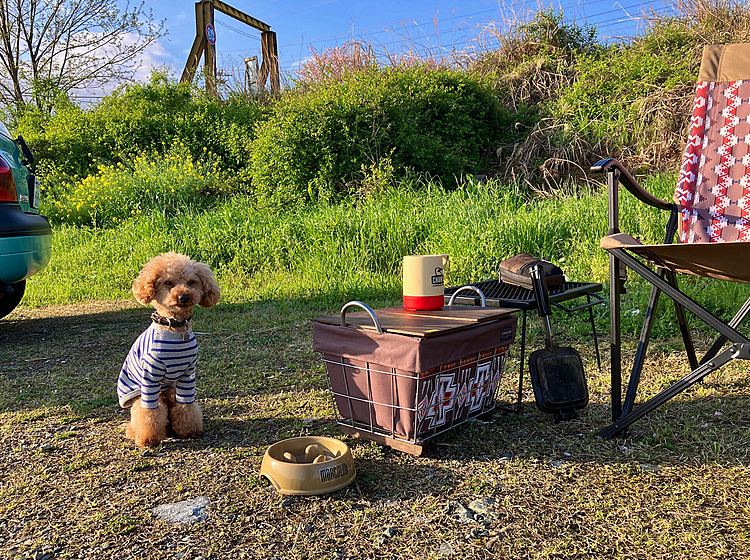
[312,303,517,455]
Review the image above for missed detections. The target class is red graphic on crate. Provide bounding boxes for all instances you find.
[416,347,507,433]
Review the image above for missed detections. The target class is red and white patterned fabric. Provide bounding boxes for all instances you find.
[674,80,750,243]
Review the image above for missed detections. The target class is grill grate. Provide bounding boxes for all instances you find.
[445,279,602,310]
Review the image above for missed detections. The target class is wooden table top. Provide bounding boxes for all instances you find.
[311,305,519,338]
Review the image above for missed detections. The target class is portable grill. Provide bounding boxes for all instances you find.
[444,279,604,412]
[312,302,518,455]
[445,279,602,308]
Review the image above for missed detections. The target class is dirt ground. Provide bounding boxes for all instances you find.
[1,300,749,559]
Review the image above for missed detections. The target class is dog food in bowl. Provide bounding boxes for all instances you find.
[260,436,355,495]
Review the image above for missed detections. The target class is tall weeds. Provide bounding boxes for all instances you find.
[651,0,750,44]
[463,0,750,192]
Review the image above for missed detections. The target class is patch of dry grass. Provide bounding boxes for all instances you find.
[1,300,749,559]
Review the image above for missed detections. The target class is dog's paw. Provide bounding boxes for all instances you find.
[126,403,168,447]
[173,425,203,439]
[135,434,165,448]
[170,402,203,439]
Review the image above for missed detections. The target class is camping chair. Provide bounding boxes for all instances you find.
[595,43,750,438]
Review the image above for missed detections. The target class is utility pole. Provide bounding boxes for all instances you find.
[181,0,280,95]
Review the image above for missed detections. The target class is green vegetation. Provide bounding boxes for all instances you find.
[250,68,508,205]
[15,74,267,199]
[3,4,750,559]
[3,0,747,338]
[11,1,749,206]
[24,160,750,341]
[46,144,224,227]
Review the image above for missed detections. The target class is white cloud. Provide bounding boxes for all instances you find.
[69,33,178,104]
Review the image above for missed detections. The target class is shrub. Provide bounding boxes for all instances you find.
[296,42,379,86]
[17,73,267,196]
[538,27,697,174]
[43,144,224,227]
[250,66,511,206]
[464,1,749,187]
[518,8,599,53]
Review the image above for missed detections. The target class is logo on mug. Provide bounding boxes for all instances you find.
[431,266,444,287]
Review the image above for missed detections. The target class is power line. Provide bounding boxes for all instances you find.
[593,5,672,29]
[214,16,261,41]
[281,2,673,73]
[277,1,506,49]
[285,1,662,59]
[223,1,675,75]
[277,0,666,59]
[277,0,661,50]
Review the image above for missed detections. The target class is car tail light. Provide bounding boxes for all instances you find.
[0,156,18,202]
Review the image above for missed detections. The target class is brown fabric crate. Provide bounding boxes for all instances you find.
[313,316,516,442]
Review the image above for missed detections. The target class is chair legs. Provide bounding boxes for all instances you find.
[598,343,750,438]
[601,247,750,438]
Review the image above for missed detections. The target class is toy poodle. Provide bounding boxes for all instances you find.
[118,252,220,447]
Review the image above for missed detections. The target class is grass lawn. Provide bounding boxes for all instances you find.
[1,295,749,559]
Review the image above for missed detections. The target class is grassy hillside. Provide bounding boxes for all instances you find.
[6,0,750,335]
[11,0,749,207]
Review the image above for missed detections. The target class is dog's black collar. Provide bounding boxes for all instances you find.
[151,312,192,328]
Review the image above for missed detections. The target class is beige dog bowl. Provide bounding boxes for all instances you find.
[260,436,355,495]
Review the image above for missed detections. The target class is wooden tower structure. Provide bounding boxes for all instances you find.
[180,0,280,95]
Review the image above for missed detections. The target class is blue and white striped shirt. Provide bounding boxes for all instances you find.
[118,323,198,409]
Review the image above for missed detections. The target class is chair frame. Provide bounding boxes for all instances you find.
[594,158,750,438]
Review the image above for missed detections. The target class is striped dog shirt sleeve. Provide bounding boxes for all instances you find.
[139,356,167,409]
[174,358,197,405]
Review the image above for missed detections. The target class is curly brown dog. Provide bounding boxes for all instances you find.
[118,252,220,447]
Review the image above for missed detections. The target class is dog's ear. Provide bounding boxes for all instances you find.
[132,258,161,305]
[195,261,221,308]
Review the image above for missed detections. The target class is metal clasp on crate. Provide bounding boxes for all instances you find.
[448,285,487,307]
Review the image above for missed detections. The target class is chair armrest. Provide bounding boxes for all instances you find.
[591,158,672,211]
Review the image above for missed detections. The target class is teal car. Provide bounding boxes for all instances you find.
[0,119,52,319]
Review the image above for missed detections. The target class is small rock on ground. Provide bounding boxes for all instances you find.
[151,496,210,525]
[468,498,495,515]
[445,502,475,524]
[438,543,454,557]
[382,527,399,538]
[446,498,498,525]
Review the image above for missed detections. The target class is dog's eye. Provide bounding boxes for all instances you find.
[164,281,173,287]
[188,280,196,286]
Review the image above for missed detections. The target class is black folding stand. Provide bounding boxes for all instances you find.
[445,279,604,412]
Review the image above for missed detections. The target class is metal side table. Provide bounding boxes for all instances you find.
[445,279,604,412]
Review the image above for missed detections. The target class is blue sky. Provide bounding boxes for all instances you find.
[120,0,670,90]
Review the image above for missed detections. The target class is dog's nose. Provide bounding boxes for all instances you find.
[179,294,190,304]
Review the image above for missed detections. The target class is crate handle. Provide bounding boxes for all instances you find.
[447,285,487,307]
[340,301,383,333]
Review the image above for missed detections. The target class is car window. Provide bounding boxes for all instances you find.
[0,119,11,140]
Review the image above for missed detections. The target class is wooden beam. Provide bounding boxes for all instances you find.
[180,36,206,82]
[212,0,271,32]
[259,31,280,93]
[180,2,206,83]
[338,425,427,456]
[181,0,277,95]
[267,31,280,93]
[203,1,217,95]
